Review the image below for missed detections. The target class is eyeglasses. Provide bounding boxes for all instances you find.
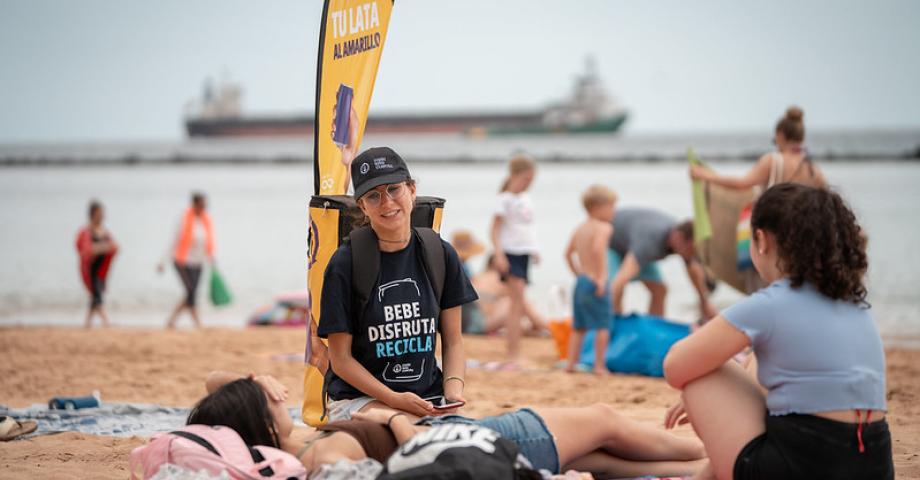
[362,183,407,206]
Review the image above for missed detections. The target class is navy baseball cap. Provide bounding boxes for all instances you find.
[351,147,412,199]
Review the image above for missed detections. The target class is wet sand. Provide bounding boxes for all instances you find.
[1,327,918,478]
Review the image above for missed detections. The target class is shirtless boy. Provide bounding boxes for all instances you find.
[563,185,618,374]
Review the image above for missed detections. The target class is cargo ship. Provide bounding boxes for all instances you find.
[184,59,628,138]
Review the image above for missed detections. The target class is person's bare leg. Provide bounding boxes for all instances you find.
[97,306,111,328]
[522,299,549,332]
[166,300,185,329]
[565,329,586,372]
[534,404,705,466]
[692,460,717,480]
[681,361,766,480]
[84,306,95,329]
[505,277,526,362]
[592,328,611,375]
[643,280,667,317]
[565,451,707,479]
[190,306,202,328]
[483,297,510,333]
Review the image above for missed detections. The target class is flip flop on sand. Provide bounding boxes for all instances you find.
[0,416,37,441]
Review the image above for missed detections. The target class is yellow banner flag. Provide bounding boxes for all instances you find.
[304,0,394,426]
[313,0,394,196]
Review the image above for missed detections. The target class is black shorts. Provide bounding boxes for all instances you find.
[500,254,530,284]
[734,414,893,480]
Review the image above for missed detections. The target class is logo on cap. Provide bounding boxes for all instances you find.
[360,163,370,174]
[373,157,394,170]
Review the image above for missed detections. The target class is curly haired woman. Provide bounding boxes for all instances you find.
[662,184,893,479]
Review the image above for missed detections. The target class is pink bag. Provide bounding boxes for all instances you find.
[129,424,306,480]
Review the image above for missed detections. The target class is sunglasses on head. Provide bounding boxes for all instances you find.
[362,182,408,206]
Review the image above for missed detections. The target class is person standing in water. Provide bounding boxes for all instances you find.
[75,200,118,328]
[158,192,215,329]
[490,154,539,369]
[689,106,827,190]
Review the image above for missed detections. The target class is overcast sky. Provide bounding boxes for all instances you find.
[1,0,918,142]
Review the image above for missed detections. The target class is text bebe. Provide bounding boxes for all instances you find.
[384,302,421,322]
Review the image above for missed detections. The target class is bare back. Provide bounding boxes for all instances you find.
[766,152,827,189]
[569,219,613,282]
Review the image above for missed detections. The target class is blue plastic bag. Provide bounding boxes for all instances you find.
[579,313,690,377]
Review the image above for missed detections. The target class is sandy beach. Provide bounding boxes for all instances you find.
[0,327,917,478]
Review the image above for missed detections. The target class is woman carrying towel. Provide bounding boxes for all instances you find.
[663,184,893,479]
[318,147,478,421]
[689,106,827,190]
[158,192,215,329]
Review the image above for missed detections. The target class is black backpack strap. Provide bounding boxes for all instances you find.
[170,430,220,457]
[247,447,275,477]
[349,226,380,314]
[415,227,446,304]
[172,430,275,477]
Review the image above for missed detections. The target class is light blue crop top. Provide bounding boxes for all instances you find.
[722,279,887,416]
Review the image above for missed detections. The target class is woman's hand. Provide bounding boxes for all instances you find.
[689,164,710,182]
[385,391,435,417]
[250,374,288,403]
[594,278,606,298]
[443,382,466,405]
[663,399,690,429]
[332,104,360,168]
[437,379,467,415]
[492,253,510,274]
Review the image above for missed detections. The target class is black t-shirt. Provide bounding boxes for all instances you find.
[318,235,478,400]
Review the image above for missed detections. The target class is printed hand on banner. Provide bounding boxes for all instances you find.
[331,104,360,166]
[331,104,360,191]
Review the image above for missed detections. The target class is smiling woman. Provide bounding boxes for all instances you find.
[316,147,479,423]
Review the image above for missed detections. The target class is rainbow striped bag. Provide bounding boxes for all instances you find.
[736,203,754,271]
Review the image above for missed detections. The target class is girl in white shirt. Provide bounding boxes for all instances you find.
[490,154,539,368]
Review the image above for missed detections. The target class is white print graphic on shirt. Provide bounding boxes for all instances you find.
[383,358,426,383]
[372,277,434,381]
[388,424,499,473]
[377,278,420,301]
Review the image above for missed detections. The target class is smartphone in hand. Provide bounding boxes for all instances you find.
[423,395,465,410]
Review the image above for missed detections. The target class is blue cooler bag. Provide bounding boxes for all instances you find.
[579,313,690,377]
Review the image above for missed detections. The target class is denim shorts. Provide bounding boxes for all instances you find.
[418,408,560,473]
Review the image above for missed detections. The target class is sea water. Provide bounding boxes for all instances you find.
[0,144,918,340]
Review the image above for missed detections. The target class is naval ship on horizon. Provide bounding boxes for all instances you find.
[184,59,628,138]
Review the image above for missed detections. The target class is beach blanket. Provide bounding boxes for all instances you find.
[0,403,301,439]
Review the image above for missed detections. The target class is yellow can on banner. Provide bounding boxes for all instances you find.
[314,0,394,197]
